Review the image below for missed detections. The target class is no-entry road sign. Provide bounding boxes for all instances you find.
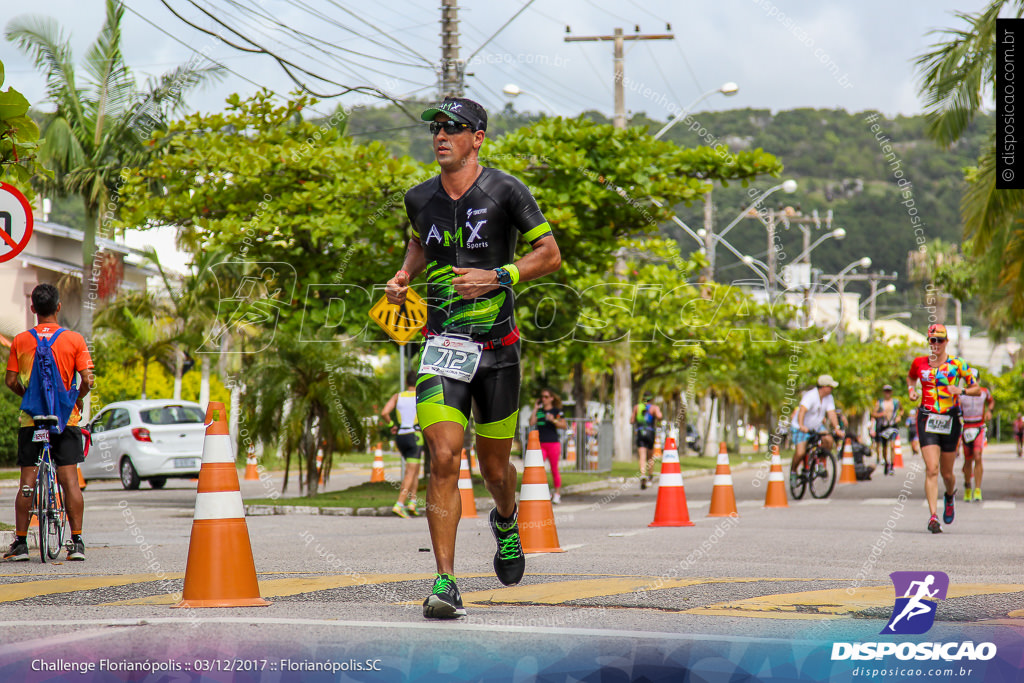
[0,182,33,264]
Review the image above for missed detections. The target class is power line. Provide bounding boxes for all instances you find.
[464,0,537,64]
[325,0,435,66]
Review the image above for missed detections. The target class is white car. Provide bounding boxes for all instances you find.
[81,400,207,489]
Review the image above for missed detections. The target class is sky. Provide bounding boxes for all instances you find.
[2,0,991,123]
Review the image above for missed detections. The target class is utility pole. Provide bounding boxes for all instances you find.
[566,25,673,462]
[823,271,897,343]
[565,26,674,130]
[439,0,464,98]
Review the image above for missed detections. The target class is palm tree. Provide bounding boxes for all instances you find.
[916,1,1024,316]
[241,330,377,497]
[94,290,176,399]
[6,0,222,341]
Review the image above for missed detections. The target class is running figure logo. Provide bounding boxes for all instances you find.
[882,571,949,634]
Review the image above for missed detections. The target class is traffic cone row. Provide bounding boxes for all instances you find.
[839,437,858,484]
[649,437,694,527]
[566,437,576,465]
[892,434,904,469]
[175,402,269,608]
[370,443,385,483]
[518,430,563,553]
[458,449,477,519]
[587,438,599,471]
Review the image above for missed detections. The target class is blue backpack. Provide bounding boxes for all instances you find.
[20,328,79,433]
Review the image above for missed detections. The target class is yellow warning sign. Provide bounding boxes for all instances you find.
[368,289,427,345]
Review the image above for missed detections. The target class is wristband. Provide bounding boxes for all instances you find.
[396,269,410,282]
[505,264,520,285]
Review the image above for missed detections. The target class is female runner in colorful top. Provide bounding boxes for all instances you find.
[906,324,980,534]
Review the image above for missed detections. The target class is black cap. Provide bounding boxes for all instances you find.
[421,97,488,131]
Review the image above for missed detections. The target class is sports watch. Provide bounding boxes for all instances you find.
[494,267,513,286]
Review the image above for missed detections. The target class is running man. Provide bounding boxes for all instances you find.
[789,375,844,484]
[631,392,662,489]
[870,384,902,476]
[907,323,980,534]
[886,574,940,632]
[381,371,423,518]
[4,284,94,562]
[959,368,993,502]
[386,97,561,619]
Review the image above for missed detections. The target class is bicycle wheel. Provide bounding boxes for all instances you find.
[789,462,807,500]
[36,473,49,563]
[45,468,66,560]
[809,450,837,499]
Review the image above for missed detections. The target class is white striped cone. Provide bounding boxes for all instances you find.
[519,430,563,553]
[649,438,694,526]
[708,442,738,517]
[838,438,857,484]
[370,443,385,483]
[764,445,788,508]
[175,402,269,608]
[244,444,259,481]
[892,434,904,469]
[458,449,477,519]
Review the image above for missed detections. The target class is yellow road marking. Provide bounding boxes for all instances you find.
[0,574,184,603]
[685,584,1024,620]
[460,577,762,605]
[100,573,496,606]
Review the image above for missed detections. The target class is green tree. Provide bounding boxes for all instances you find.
[6,0,222,340]
[0,58,46,189]
[916,1,1024,319]
[94,290,176,399]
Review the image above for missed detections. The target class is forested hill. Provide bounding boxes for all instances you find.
[346,103,991,324]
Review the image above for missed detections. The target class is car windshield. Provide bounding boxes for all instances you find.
[139,405,205,425]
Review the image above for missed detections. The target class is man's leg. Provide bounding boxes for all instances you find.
[973,449,983,499]
[422,422,465,575]
[56,465,84,534]
[476,435,516,518]
[961,453,973,498]
[790,442,806,474]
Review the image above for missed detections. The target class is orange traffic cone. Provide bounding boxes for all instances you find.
[174,402,269,608]
[587,438,599,471]
[708,442,739,517]
[370,443,385,483]
[649,437,694,527]
[469,446,477,474]
[892,434,904,469]
[77,464,87,491]
[458,449,477,519]
[519,430,563,553]
[838,437,858,484]
[763,445,789,508]
[566,437,576,465]
[244,444,259,481]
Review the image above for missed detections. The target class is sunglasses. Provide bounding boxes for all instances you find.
[429,120,472,136]
[928,337,947,344]
[540,394,552,398]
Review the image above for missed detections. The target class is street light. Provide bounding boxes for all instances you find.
[705,179,796,285]
[859,284,897,315]
[790,227,845,265]
[653,82,739,140]
[502,83,557,114]
[822,257,872,290]
[821,257,871,344]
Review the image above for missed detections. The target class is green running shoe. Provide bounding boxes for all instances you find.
[973,488,982,502]
[406,500,419,517]
[392,503,409,519]
[422,573,466,619]
[964,488,973,503]
[489,507,525,586]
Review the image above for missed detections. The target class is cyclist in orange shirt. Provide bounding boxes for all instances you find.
[4,285,94,561]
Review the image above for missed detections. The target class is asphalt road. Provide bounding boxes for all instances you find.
[0,445,1022,682]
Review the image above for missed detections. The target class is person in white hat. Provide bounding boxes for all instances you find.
[789,375,844,485]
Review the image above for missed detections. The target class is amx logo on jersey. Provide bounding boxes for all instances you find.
[424,219,489,249]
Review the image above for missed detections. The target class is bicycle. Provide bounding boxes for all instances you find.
[789,431,838,500]
[26,416,68,563]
